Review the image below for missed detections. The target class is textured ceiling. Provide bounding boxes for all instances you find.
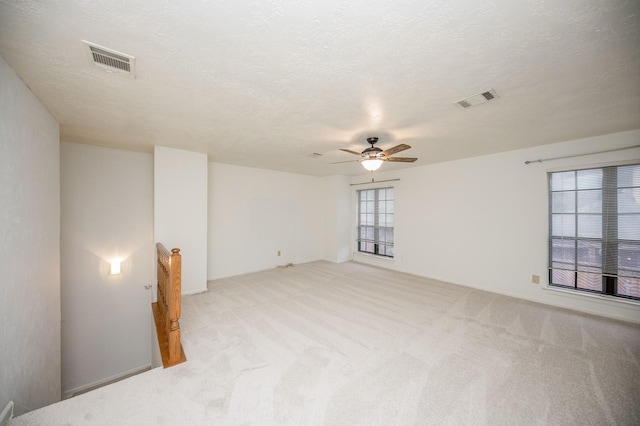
[1,0,639,176]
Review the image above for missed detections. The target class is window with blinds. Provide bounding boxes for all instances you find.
[548,163,640,300]
[357,187,394,257]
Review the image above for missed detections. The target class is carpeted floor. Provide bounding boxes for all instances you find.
[10,261,640,425]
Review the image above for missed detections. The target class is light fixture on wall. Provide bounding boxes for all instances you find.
[361,159,383,171]
[110,258,122,275]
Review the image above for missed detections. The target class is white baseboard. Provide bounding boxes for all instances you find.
[63,364,152,400]
[0,401,13,426]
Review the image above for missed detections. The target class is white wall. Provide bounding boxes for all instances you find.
[60,142,154,396]
[155,146,208,294]
[352,130,640,323]
[208,163,326,279]
[322,175,352,263]
[0,56,61,415]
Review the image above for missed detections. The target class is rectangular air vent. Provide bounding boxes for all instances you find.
[455,88,499,109]
[82,41,135,79]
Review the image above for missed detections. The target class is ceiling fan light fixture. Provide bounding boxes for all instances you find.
[338,136,416,171]
[362,159,383,171]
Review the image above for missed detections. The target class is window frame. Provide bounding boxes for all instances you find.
[547,161,640,302]
[356,186,394,258]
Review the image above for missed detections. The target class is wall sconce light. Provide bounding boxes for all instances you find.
[110,258,122,275]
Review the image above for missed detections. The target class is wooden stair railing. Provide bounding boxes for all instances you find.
[152,243,186,368]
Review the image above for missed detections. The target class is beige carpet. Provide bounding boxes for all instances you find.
[10,261,640,425]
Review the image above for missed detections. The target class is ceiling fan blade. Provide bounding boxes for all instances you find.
[384,157,417,162]
[381,144,411,157]
[331,159,361,164]
[340,148,363,156]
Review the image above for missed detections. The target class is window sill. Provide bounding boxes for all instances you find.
[543,284,640,307]
[353,251,395,262]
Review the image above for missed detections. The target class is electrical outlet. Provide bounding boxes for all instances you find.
[277,250,281,256]
[531,274,540,284]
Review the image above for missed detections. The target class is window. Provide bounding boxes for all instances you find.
[548,163,640,300]
[357,187,394,257]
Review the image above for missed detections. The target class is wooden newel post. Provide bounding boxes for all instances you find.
[168,248,182,364]
[152,243,186,368]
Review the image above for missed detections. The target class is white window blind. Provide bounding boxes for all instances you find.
[357,187,394,258]
[548,163,640,300]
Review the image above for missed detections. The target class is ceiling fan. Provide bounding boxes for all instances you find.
[335,137,417,171]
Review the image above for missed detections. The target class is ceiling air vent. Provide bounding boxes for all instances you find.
[455,88,499,109]
[82,40,135,79]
